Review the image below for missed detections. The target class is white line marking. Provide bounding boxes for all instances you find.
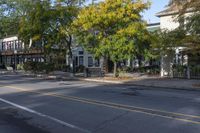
[0,98,90,133]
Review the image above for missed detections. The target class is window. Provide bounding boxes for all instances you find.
[8,41,11,50]
[2,42,6,51]
[88,57,93,67]
[11,41,14,50]
[18,40,22,49]
[79,56,84,66]
[79,51,84,55]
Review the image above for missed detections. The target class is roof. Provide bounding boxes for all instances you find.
[156,1,193,18]
[156,4,180,17]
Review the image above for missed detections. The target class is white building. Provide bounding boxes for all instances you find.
[0,36,44,68]
[66,47,102,72]
[156,3,191,77]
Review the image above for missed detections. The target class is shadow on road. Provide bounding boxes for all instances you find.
[0,108,50,133]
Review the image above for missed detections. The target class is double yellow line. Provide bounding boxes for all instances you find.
[1,85,200,125]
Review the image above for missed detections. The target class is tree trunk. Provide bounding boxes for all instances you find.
[103,57,108,73]
[113,62,118,77]
[66,35,74,76]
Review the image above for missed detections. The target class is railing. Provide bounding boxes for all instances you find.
[190,67,200,79]
[173,67,187,79]
[0,48,44,55]
[173,66,200,79]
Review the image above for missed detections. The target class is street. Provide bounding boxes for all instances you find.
[0,74,200,133]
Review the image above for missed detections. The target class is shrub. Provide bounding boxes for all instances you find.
[23,61,55,74]
[0,64,6,69]
[17,64,24,70]
[131,65,160,74]
[172,65,187,73]
[120,66,132,72]
[63,65,71,72]
[117,68,126,78]
[75,65,85,73]
[24,61,34,72]
[45,63,54,74]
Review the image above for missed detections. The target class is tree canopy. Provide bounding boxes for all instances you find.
[170,0,200,14]
[151,0,200,56]
[170,0,200,53]
[0,0,85,71]
[0,0,32,37]
[73,0,150,76]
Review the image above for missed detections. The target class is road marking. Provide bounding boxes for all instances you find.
[1,85,200,125]
[0,97,91,133]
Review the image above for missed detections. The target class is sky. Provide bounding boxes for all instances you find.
[87,0,170,24]
[143,0,170,23]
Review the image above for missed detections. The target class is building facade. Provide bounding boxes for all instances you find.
[66,47,102,72]
[0,36,44,69]
[156,3,200,78]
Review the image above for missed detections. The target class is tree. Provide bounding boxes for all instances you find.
[46,0,82,67]
[170,0,200,14]
[18,0,52,47]
[0,0,86,72]
[169,0,200,53]
[0,0,32,37]
[150,28,186,57]
[18,0,85,71]
[73,0,150,77]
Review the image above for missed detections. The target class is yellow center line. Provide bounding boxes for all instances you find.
[1,85,200,125]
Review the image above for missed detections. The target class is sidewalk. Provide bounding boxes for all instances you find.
[1,70,199,91]
[81,77,200,91]
[125,78,200,91]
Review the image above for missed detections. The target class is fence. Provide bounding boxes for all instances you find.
[85,67,105,77]
[190,67,200,79]
[173,66,200,79]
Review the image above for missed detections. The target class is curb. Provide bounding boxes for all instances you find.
[79,78,200,92]
[22,73,79,81]
[82,78,124,84]
[7,72,200,92]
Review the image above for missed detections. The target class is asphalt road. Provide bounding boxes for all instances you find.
[0,74,200,133]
